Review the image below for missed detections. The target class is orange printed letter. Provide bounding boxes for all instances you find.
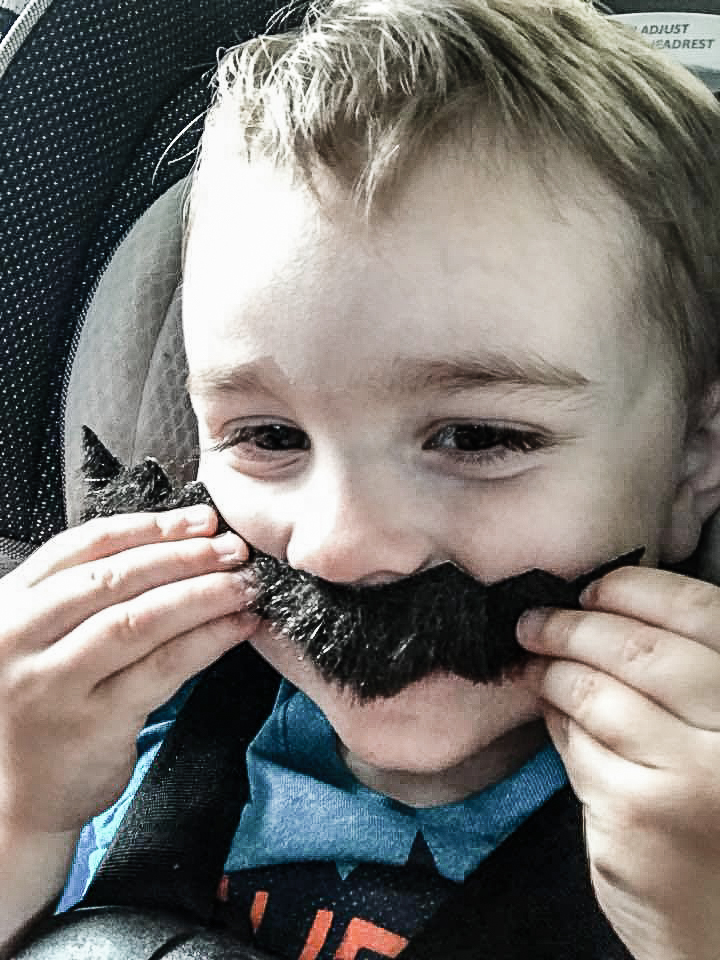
[334,918,408,959]
[298,909,334,960]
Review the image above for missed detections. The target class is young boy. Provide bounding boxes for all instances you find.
[2,0,720,957]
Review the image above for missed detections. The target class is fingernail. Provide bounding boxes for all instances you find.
[213,532,248,563]
[183,504,215,531]
[516,608,552,646]
[578,583,595,607]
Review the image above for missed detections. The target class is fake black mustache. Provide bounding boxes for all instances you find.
[80,427,644,701]
[247,548,642,700]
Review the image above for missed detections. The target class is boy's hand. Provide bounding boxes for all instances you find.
[517,567,720,960]
[0,506,258,838]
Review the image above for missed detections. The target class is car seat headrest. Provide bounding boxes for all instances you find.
[63,179,197,529]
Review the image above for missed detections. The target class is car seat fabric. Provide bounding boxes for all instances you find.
[0,0,290,569]
[63,178,197,529]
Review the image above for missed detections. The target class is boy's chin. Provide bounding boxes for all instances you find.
[327,672,543,777]
[249,630,543,782]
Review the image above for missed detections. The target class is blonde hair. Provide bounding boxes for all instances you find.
[187,0,720,399]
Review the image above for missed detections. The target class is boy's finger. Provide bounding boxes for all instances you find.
[518,608,720,730]
[10,506,219,588]
[95,612,262,720]
[36,569,258,687]
[578,565,720,652]
[4,531,250,653]
[539,701,658,813]
[527,657,700,768]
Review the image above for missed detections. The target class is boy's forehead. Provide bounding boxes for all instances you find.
[188,140,628,261]
[184,148,652,394]
[191,151,616,280]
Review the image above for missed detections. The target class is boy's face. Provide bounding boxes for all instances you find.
[183,147,692,781]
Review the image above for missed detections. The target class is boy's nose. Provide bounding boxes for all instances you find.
[284,469,435,586]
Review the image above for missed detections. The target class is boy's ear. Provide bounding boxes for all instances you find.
[662,381,720,566]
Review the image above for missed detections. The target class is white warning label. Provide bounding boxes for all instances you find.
[611,12,720,90]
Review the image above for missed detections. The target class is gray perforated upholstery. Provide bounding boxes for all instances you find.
[0,536,34,576]
[63,180,197,528]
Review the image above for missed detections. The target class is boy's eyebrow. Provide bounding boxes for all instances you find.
[187,366,271,398]
[391,354,592,394]
[186,352,592,398]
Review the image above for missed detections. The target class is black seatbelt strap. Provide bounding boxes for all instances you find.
[79,643,280,922]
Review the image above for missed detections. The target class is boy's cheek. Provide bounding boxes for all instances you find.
[196,458,290,555]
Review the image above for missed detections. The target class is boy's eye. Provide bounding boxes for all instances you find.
[422,423,549,464]
[209,420,550,469]
[211,423,311,456]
